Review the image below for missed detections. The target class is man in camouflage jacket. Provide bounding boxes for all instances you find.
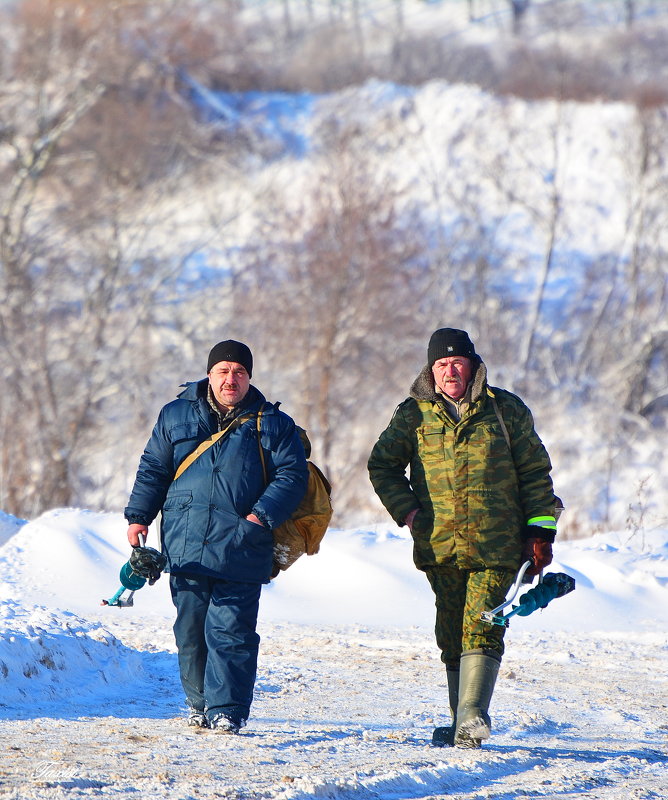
[368,328,558,749]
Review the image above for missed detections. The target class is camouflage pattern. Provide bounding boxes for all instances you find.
[367,360,556,572]
[426,566,517,665]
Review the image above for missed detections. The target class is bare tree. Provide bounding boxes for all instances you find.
[515,105,563,386]
[0,0,236,517]
[510,0,531,35]
[605,108,668,417]
[233,127,427,523]
[625,0,637,28]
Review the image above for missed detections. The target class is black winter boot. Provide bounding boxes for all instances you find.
[454,651,500,749]
[432,666,459,747]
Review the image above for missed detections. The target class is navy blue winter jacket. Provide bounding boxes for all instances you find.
[124,380,308,583]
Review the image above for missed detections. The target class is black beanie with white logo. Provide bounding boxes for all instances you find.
[427,328,476,366]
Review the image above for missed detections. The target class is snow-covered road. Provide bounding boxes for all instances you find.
[1,615,666,799]
[0,510,667,799]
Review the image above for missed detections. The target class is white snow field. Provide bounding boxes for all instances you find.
[0,508,666,800]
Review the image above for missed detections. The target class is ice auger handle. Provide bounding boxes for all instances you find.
[481,565,576,627]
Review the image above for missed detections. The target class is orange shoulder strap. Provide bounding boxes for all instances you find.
[173,412,255,481]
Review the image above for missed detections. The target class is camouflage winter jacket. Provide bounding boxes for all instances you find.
[367,360,556,571]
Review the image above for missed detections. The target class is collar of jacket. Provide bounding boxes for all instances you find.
[409,357,487,405]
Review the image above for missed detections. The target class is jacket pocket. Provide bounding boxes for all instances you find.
[235,516,273,550]
[162,491,193,512]
[411,508,433,542]
[169,422,200,445]
[417,425,444,462]
[409,508,440,567]
[161,491,193,558]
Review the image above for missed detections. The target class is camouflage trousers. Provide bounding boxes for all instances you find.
[425,565,517,668]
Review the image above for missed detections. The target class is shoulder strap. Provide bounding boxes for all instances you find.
[489,392,512,450]
[256,403,268,485]
[173,412,255,482]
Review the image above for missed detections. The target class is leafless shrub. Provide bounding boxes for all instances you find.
[271,23,377,93]
[387,36,497,87]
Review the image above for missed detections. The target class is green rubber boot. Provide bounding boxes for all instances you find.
[432,666,459,747]
[454,651,500,749]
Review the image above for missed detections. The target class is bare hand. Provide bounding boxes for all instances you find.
[246,513,265,527]
[127,523,149,547]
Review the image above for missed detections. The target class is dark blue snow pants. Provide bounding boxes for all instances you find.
[169,573,262,724]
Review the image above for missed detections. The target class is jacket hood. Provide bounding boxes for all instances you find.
[409,357,487,404]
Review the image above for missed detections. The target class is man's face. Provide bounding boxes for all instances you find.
[432,356,473,400]
[209,361,250,410]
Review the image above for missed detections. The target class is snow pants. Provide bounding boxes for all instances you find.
[169,573,262,724]
[425,566,516,669]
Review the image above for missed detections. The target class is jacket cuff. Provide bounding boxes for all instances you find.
[125,513,151,526]
[252,508,271,528]
[392,499,421,527]
[522,524,556,543]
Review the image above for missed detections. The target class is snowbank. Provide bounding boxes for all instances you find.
[0,509,666,799]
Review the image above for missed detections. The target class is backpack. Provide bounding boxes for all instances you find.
[172,405,333,577]
[256,408,333,578]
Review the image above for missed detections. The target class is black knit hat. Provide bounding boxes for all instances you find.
[207,340,253,376]
[428,328,476,366]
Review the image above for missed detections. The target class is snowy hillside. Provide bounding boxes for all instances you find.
[3,0,668,540]
[78,73,668,535]
[0,510,666,799]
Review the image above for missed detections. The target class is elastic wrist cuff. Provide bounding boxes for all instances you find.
[253,509,270,528]
[522,524,556,543]
[126,515,150,526]
[527,515,556,530]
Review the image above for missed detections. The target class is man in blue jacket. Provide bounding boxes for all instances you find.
[125,340,308,734]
